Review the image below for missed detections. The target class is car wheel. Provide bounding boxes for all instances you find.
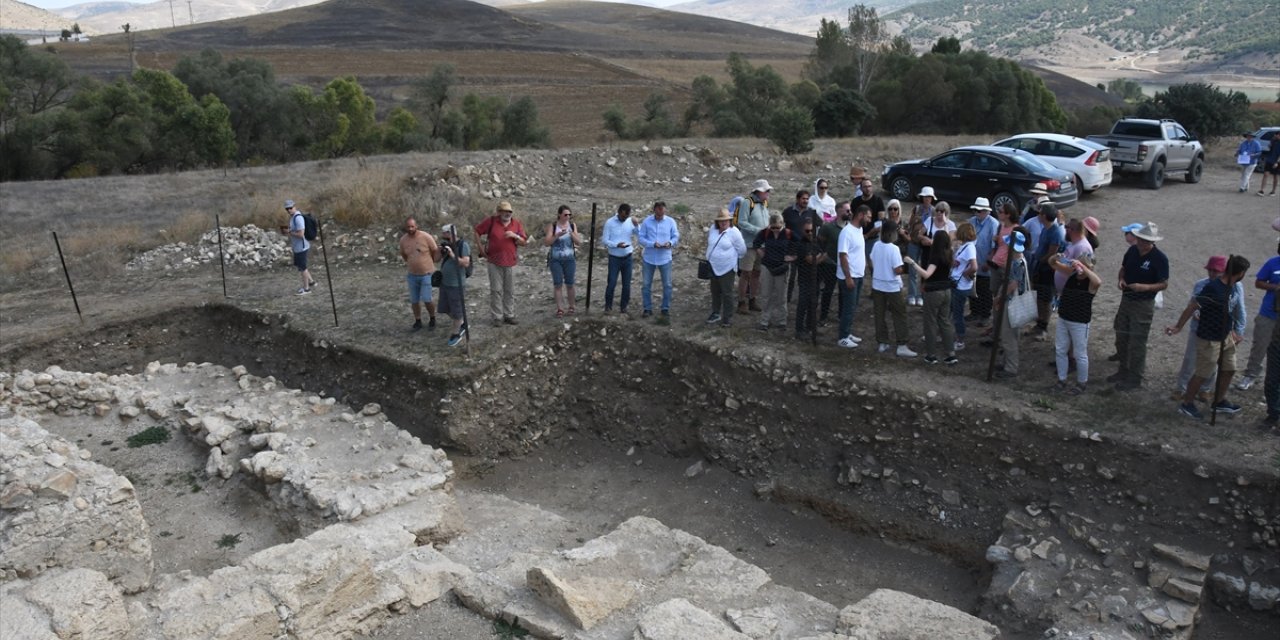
[991,191,1018,214]
[890,176,913,202]
[1073,174,1086,196]
[1185,156,1203,184]
[1144,160,1165,190]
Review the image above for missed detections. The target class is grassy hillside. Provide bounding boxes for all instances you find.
[892,0,1278,60]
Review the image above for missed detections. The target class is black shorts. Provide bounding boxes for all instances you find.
[1034,264,1055,302]
[292,250,309,271]
[1266,162,1280,176]
[437,285,464,319]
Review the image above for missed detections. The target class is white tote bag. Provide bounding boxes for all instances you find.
[1006,259,1037,328]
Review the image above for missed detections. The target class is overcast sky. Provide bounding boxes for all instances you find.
[22,0,693,10]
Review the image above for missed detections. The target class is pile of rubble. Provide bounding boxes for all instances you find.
[125,225,290,272]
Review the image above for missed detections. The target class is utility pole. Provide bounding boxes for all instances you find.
[168,0,176,28]
[187,0,194,25]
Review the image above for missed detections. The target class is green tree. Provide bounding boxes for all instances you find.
[460,93,504,150]
[324,76,378,154]
[408,64,456,139]
[804,18,851,84]
[812,85,874,137]
[602,104,629,139]
[1136,82,1250,139]
[846,4,888,94]
[931,37,961,55]
[381,106,422,153]
[726,53,791,133]
[1106,78,1145,103]
[500,96,549,147]
[791,80,821,110]
[769,105,814,155]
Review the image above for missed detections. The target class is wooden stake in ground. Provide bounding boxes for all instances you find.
[585,202,598,313]
[51,232,83,323]
[317,218,338,327]
[985,262,1011,382]
[215,214,228,298]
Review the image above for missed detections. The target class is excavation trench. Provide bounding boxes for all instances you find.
[3,304,1277,638]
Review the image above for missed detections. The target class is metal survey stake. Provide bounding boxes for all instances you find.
[215,214,228,298]
[317,218,338,327]
[52,232,82,323]
[585,202,597,313]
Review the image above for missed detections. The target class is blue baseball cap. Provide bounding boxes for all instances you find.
[1003,230,1027,254]
[1121,223,1142,234]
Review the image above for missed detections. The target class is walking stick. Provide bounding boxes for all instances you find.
[986,262,1011,382]
[810,252,819,346]
[459,256,471,359]
[317,218,338,327]
[1209,285,1234,427]
[215,214,228,298]
[52,232,82,323]
[585,202,597,313]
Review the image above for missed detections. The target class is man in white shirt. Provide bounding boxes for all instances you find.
[602,203,638,314]
[836,205,869,347]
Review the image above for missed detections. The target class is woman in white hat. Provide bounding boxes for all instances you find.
[906,186,937,306]
[706,208,747,327]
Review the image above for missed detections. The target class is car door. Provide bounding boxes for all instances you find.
[967,151,1017,203]
[1164,123,1188,170]
[920,150,971,202]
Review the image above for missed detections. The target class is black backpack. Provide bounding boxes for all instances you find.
[295,212,318,241]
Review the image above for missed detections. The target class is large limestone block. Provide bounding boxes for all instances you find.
[528,566,637,630]
[633,598,750,640]
[377,546,470,608]
[837,589,1000,640]
[0,416,153,593]
[0,568,130,640]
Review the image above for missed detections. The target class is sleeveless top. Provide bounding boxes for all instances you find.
[549,222,576,260]
[1058,273,1095,324]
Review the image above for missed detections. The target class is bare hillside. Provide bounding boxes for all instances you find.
[0,0,75,31]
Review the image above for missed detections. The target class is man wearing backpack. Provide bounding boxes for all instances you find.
[282,200,317,295]
[734,179,771,314]
[438,224,472,347]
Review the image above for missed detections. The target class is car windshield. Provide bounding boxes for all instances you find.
[1009,153,1054,174]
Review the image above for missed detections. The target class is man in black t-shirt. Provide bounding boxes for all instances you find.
[1167,255,1250,420]
[1108,222,1169,391]
[856,178,886,244]
[783,189,821,302]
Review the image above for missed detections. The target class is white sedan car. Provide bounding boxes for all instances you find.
[993,133,1113,194]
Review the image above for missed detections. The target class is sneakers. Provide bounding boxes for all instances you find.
[896,345,917,358]
[1052,380,1069,393]
[838,336,859,348]
[503,316,518,325]
[923,355,939,365]
[1178,403,1203,419]
[848,335,863,344]
[1211,400,1242,414]
[412,319,423,331]
[953,340,965,351]
[878,343,891,353]
[1234,375,1255,390]
[1260,191,1268,197]
[447,324,467,347]
[296,287,311,295]
[1068,382,1086,396]
[427,316,436,330]
[943,355,959,365]
[705,312,722,325]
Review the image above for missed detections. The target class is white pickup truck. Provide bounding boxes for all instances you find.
[1087,118,1205,189]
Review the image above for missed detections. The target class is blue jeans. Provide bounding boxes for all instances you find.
[838,277,863,339]
[549,258,576,287]
[605,254,632,311]
[642,261,672,312]
[951,287,970,339]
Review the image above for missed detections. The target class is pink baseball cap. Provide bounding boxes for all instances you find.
[1204,255,1227,272]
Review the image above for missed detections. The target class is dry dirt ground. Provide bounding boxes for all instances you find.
[2,137,1279,639]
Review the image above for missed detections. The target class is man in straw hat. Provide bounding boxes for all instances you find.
[967,197,998,326]
[1108,222,1169,391]
[474,200,529,326]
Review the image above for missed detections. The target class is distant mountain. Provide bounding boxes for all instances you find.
[54,2,139,21]
[892,0,1278,63]
[66,0,324,35]
[665,0,910,38]
[0,0,76,32]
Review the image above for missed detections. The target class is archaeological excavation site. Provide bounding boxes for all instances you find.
[1,301,1278,640]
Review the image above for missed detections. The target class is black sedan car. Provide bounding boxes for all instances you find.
[881,145,1077,213]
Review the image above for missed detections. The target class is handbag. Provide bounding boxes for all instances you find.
[431,271,442,288]
[698,231,727,280]
[1006,259,1036,328]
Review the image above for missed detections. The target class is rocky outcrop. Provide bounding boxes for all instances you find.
[0,415,153,593]
[0,568,131,640]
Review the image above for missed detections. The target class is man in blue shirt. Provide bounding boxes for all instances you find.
[1236,241,1280,389]
[1030,203,1064,339]
[968,197,998,326]
[1237,131,1263,193]
[637,201,680,319]
[602,203,638,314]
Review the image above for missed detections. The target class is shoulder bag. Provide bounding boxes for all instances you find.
[1006,258,1036,328]
[698,232,726,280]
